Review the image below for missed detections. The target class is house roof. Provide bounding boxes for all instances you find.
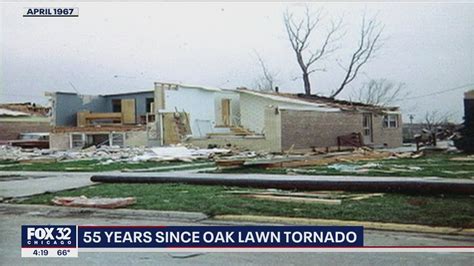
[155,82,223,92]
[0,103,49,117]
[103,90,154,97]
[50,90,155,97]
[236,88,400,113]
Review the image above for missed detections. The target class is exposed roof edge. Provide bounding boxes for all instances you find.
[237,88,399,112]
[155,81,223,92]
[277,106,341,112]
[237,89,340,111]
[46,90,155,97]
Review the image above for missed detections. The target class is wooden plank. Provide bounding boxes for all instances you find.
[221,99,231,126]
[245,194,341,205]
[77,111,90,127]
[181,112,192,135]
[162,113,180,145]
[85,113,122,120]
[121,99,136,124]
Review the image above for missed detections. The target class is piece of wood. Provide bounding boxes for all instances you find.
[216,159,246,169]
[245,194,342,205]
[221,99,231,126]
[121,99,136,124]
[77,111,90,127]
[349,193,384,201]
[227,191,344,199]
[178,112,192,135]
[162,113,180,145]
[85,112,122,120]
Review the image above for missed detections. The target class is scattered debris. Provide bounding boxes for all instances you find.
[52,196,136,208]
[0,145,231,164]
[216,148,424,170]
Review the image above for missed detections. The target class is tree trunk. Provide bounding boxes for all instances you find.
[303,72,311,95]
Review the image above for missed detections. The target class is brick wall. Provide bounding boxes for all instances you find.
[239,92,314,134]
[280,110,363,150]
[280,110,403,150]
[372,114,403,148]
[0,121,50,140]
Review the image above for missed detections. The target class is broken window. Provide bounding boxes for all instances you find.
[146,98,154,113]
[71,133,85,148]
[383,114,399,128]
[112,99,122,113]
[111,133,124,147]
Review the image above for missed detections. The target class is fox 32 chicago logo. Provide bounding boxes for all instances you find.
[22,225,77,248]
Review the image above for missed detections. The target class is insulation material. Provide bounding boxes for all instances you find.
[0,108,30,117]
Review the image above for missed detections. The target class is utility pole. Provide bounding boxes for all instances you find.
[408,114,415,141]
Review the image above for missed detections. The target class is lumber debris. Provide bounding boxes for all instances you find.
[244,194,342,205]
[52,196,136,209]
[227,190,384,203]
[216,148,424,170]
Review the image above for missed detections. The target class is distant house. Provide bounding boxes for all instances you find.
[47,82,402,151]
[0,103,50,141]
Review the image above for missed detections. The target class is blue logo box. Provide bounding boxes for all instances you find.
[22,225,77,248]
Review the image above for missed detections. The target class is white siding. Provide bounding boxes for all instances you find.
[162,87,238,138]
[240,93,325,134]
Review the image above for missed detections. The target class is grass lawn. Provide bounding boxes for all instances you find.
[0,159,213,172]
[212,154,474,179]
[20,183,474,228]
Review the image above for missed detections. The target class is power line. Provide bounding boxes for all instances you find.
[394,83,474,102]
[68,81,80,94]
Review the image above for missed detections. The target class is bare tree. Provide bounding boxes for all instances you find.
[253,52,278,92]
[331,13,384,98]
[423,111,453,132]
[283,6,343,95]
[355,79,407,106]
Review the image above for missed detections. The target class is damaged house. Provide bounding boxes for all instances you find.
[0,103,50,142]
[47,82,402,152]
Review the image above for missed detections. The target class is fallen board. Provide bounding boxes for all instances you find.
[243,194,341,205]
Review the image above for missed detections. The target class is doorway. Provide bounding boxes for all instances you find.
[221,99,231,126]
[362,113,373,144]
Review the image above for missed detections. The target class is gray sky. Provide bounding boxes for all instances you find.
[1,2,473,123]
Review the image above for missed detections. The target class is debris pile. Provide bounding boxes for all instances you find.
[216,148,423,170]
[0,145,232,164]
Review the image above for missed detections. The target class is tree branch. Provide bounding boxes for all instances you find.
[331,13,384,98]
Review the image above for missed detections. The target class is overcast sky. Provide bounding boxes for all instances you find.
[1,2,473,122]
